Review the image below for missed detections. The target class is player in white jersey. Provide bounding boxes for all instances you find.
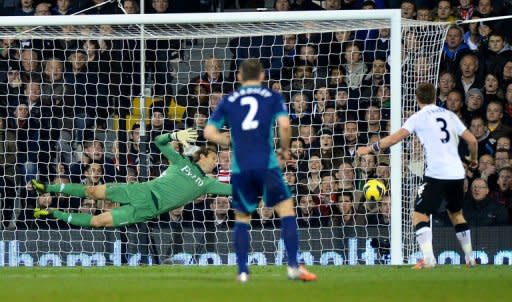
[357,83,478,268]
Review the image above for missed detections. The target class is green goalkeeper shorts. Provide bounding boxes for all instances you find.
[106,183,159,226]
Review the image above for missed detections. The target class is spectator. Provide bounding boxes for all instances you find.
[51,0,77,15]
[341,120,363,160]
[492,167,512,217]
[435,0,457,22]
[463,178,509,226]
[437,71,456,107]
[64,50,101,144]
[482,72,505,103]
[464,15,482,51]
[127,123,140,167]
[463,88,485,123]
[495,148,511,171]
[400,0,416,19]
[361,102,387,142]
[19,49,42,80]
[319,173,338,208]
[486,100,512,141]
[440,26,471,74]
[6,102,40,185]
[274,0,291,11]
[289,92,311,125]
[446,89,465,119]
[356,153,377,190]
[327,65,347,89]
[69,140,116,183]
[362,58,388,99]
[122,0,139,13]
[478,153,498,185]
[148,103,175,169]
[87,0,119,14]
[476,0,494,17]
[456,0,475,20]
[296,193,324,228]
[343,42,367,93]
[311,85,331,122]
[208,90,223,113]
[331,192,364,226]
[505,82,512,120]
[320,105,343,139]
[271,34,297,80]
[299,154,323,194]
[217,149,231,183]
[15,0,35,16]
[502,61,512,86]
[416,6,432,21]
[481,32,512,76]
[496,135,511,151]
[366,195,391,225]
[204,196,233,252]
[467,115,494,157]
[456,53,482,94]
[298,123,317,148]
[159,206,185,264]
[290,137,308,176]
[335,161,356,193]
[252,201,279,229]
[34,2,51,15]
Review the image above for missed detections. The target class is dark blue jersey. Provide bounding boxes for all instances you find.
[207,85,288,173]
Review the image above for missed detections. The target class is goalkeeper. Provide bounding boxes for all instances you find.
[31,129,232,228]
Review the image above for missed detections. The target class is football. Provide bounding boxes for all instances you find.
[363,179,386,202]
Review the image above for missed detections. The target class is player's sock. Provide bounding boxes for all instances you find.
[46,183,87,198]
[52,211,92,227]
[455,223,473,261]
[415,222,435,263]
[281,216,299,268]
[234,222,250,274]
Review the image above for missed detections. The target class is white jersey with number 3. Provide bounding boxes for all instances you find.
[402,104,466,180]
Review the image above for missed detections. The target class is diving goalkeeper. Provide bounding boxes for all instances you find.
[31,129,232,228]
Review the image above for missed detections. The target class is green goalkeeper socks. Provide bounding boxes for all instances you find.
[52,211,92,227]
[46,183,87,198]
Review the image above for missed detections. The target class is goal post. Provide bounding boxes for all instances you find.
[0,11,449,266]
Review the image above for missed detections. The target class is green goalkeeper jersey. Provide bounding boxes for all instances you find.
[145,134,231,214]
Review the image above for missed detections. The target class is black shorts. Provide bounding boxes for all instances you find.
[414,176,465,215]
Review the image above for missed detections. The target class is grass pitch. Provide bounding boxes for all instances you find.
[1,266,511,302]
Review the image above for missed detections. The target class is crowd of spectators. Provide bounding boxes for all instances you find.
[0,0,511,241]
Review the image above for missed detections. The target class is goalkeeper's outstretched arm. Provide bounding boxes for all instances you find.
[155,129,199,163]
[155,133,183,163]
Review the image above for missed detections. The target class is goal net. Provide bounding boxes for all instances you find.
[0,11,447,266]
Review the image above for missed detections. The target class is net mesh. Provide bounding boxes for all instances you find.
[0,16,448,266]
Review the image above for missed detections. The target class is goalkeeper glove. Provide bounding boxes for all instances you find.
[171,128,199,147]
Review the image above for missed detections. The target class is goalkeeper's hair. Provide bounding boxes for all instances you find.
[191,145,218,162]
[239,58,263,81]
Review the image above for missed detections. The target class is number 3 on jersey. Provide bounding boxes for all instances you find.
[436,117,450,143]
[241,96,259,130]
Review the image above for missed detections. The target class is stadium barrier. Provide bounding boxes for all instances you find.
[1,226,511,266]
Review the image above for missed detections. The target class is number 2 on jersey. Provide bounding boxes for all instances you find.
[436,117,450,143]
[241,96,259,130]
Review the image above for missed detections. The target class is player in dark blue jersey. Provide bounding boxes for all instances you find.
[204,59,316,282]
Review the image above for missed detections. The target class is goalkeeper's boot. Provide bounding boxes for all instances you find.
[413,258,436,269]
[465,257,477,268]
[237,272,249,283]
[288,265,317,282]
[34,208,50,219]
[31,179,47,194]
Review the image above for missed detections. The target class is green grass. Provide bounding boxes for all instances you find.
[1,266,511,302]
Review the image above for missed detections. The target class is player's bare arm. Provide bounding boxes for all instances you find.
[204,125,231,148]
[461,129,478,168]
[357,128,410,156]
[277,115,291,153]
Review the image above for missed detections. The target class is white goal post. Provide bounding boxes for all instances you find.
[0,10,450,266]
